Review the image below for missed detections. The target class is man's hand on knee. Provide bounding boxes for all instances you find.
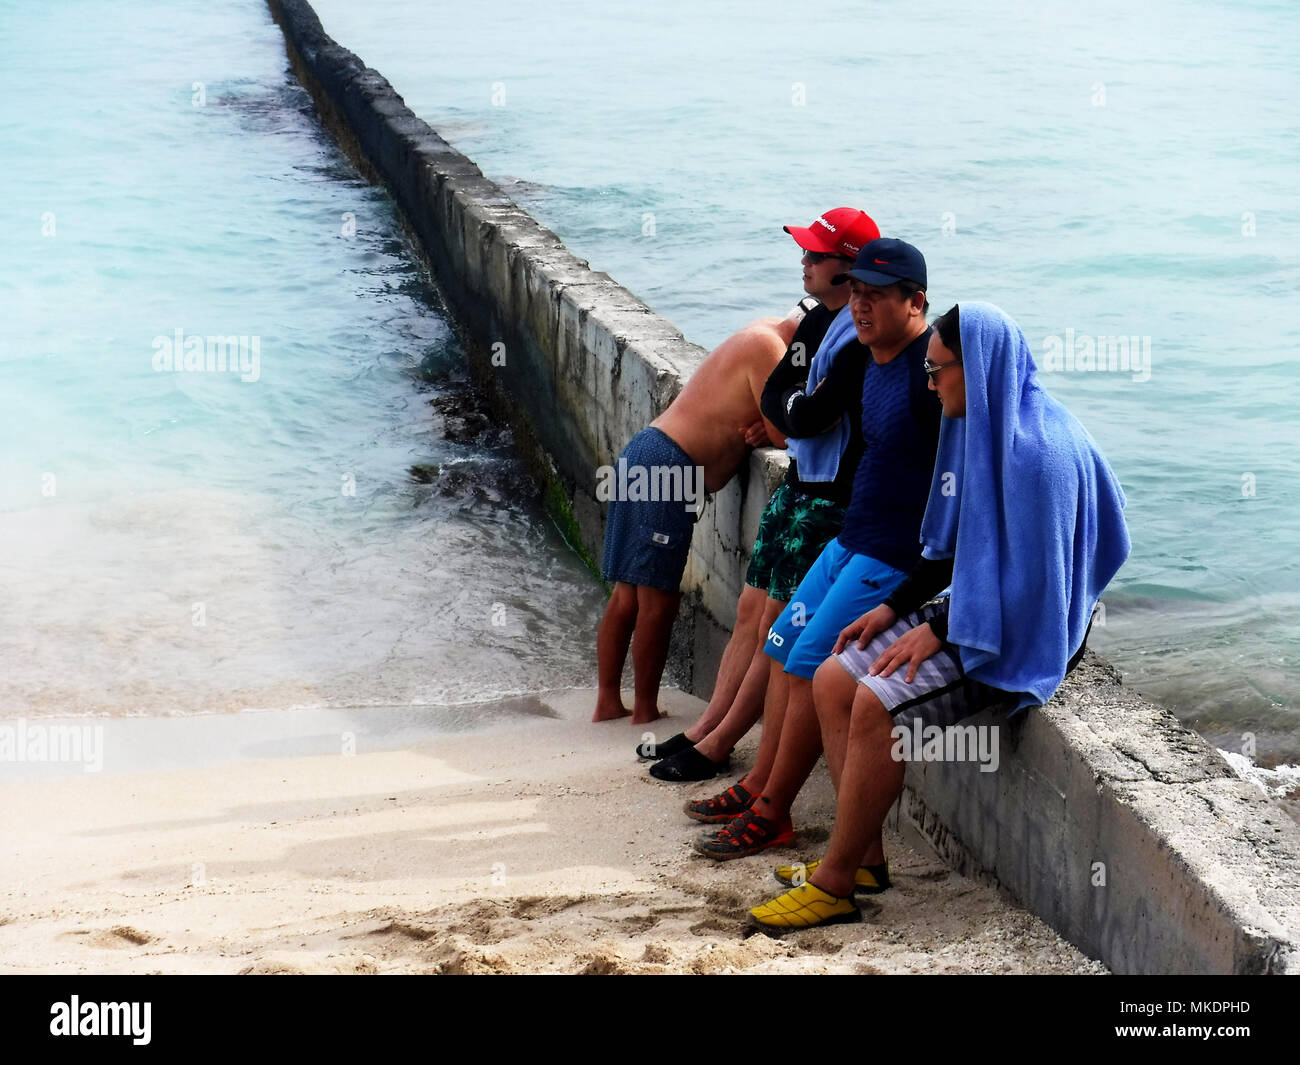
[868,623,941,684]
[833,603,897,655]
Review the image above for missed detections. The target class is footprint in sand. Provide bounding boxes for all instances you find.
[509,895,584,920]
[617,914,660,933]
[64,925,153,949]
[689,916,738,936]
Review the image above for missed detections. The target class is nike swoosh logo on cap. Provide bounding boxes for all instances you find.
[873,258,889,264]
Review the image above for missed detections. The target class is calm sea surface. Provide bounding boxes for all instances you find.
[0,0,606,726]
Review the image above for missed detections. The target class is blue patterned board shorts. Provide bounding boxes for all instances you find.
[600,427,702,592]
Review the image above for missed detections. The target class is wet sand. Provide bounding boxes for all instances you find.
[0,690,1104,974]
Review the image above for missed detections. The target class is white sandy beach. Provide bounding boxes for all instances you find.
[0,689,1104,975]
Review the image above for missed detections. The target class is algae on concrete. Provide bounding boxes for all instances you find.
[545,476,602,582]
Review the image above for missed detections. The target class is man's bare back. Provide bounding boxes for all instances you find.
[652,315,797,493]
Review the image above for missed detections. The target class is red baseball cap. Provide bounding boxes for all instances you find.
[784,207,881,259]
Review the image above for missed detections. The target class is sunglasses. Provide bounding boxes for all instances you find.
[923,357,961,381]
[803,250,854,265]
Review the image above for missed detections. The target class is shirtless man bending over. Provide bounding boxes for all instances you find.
[593,314,795,724]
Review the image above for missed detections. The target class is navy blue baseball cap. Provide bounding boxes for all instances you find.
[833,237,928,289]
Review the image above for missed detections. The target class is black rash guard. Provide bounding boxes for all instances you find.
[760,303,866,507]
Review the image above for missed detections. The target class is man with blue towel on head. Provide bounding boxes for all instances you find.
[749,301,1131,930]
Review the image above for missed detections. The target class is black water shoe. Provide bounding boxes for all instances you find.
[648,746,731,782]
[635,731,692,761]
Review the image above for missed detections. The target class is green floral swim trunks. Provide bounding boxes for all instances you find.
[744,481,846,603]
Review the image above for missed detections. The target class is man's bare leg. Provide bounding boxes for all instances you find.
[746,673,824,824]
[694,595,787,760]
[683,584,767,743]
[630,584,681,724]
[812,656,886,867]
[809,685,902,897]
[722,655,790,795]
[593,582,638,722]
[811,656,859,790]
[816,657,889,868]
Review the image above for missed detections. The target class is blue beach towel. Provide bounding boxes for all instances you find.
[918,302,1131,711]
[784,304,857,482]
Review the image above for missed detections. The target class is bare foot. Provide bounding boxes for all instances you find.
[592,695,632,723]
[630,705,665,725]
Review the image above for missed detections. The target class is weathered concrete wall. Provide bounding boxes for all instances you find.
[265,0,1300,974]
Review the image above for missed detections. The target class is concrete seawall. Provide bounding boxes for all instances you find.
[266,0,1300,974]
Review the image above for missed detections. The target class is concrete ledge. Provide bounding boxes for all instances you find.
[266,0,1300,973]
[902,654,1299,973]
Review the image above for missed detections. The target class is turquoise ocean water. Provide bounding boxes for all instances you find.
[2,0,1297,771]
[0,0,606,723]
[309,0,1300,765]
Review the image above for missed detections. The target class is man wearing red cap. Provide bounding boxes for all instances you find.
[615,209,880,747]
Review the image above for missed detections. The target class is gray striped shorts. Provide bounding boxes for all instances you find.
[832,600,1014,729]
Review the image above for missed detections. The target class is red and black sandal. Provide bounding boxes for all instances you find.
[693,807,794,860]
[683,782,755,824]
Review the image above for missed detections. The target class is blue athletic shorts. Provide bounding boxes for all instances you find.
[600,427,702,592]
[763,538,907,679]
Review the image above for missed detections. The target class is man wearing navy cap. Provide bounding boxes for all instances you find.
[688,238,945,864]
